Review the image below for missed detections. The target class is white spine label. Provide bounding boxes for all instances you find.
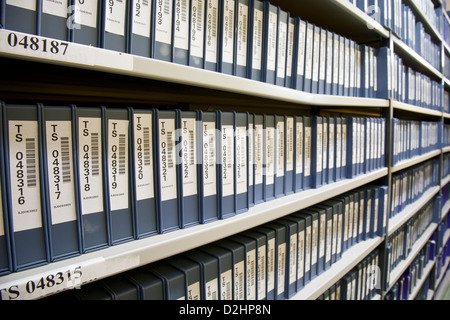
[190,0,205,58]
[181,117,197,197]
[108,119,129,211]
[46,121,77,225]
[43,0,68,18]
[159,118,177,201]
[203,121,216,197]
[7,0,36,10]
[9,121,42,232]
[236,2,248,67]
[236,126,247,195]
[134,113,154,201]
[155,0,173,44]
[78,117,103,215]
[132,0,152,38]
[74,0,98,28]
[105,0,127,36]
[174,0,189,50]
[205,0,218,64]
[221,125,234,197]
[222,0,235,64]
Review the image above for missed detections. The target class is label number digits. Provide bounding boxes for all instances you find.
[7,33,69,56]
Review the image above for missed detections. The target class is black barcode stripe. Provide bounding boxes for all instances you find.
[60,136,71,183]
[167,131,174,168]
[197,0,203,31]
[181,0,188,21]
[119,134,126,175]
[240,135,246,165]
[26,138,37,187]
[164,0,170,15]
[212,7,217,37]
[226,281,231,300]
[91,132,100,176]
[227,135,232,169]
[208,134,215,167]
[189,130,194,165]
[143,127,151,166]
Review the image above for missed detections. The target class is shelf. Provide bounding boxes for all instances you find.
[388,185,441,236]
[0,29,389,110]
[405,0,443,44]
[0,168,388,300]
[433,258,450,299]
[408,259,436,300]
[391,100,443,118]
[391,149,442,173]
[290,237,385,300]
[269,0,390,43]
[388,222,438,290]
[392,36,443,80]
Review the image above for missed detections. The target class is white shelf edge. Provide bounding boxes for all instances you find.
[391,100,443,117]
[289,237,385,300]
[406,0,443,43]
[388,185,441,236]
[433,257,450,299]
[388,222,438,290]
[391,149,442,173]
[392,36,443,80]
[333,0,391,39]
[0,29,389,109]
[441,175,450,189]
[0,168,388,300]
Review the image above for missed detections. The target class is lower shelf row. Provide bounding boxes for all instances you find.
[44,184,388,300]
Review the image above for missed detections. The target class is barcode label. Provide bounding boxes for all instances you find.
[118,134,126,175]
[132,0,152,38]
[221,269,232,300]
[276,120,285,177]
[25,138,37,187]
[155,0,173,44]
[222,0,235,64]
[78,117,103,215]
[251,8,263,69]
[46,121,77,225]
[134,113,154,201]
[236,2,248,67]
[205,0,218,64]
[105,0,127,36]
[190,0,205,58]
[205,278,219,300]
[159,118,177,201]
[167,131,174,168]
[108,119,129,211]
[174,0,189,50]
[91,133,100,176]
[236,126,247,195]
[255,124,263,184]
[296,120,303,174]
[234,260,245,300]
[143,127,151,166]
[221,125,234,197]
[60,137,71,183]
[181,118,197,197]
[265,127,275,185]
[9,120,42,232]
[203,121,216,197]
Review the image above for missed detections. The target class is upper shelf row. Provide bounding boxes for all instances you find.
[1,0,450,116]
